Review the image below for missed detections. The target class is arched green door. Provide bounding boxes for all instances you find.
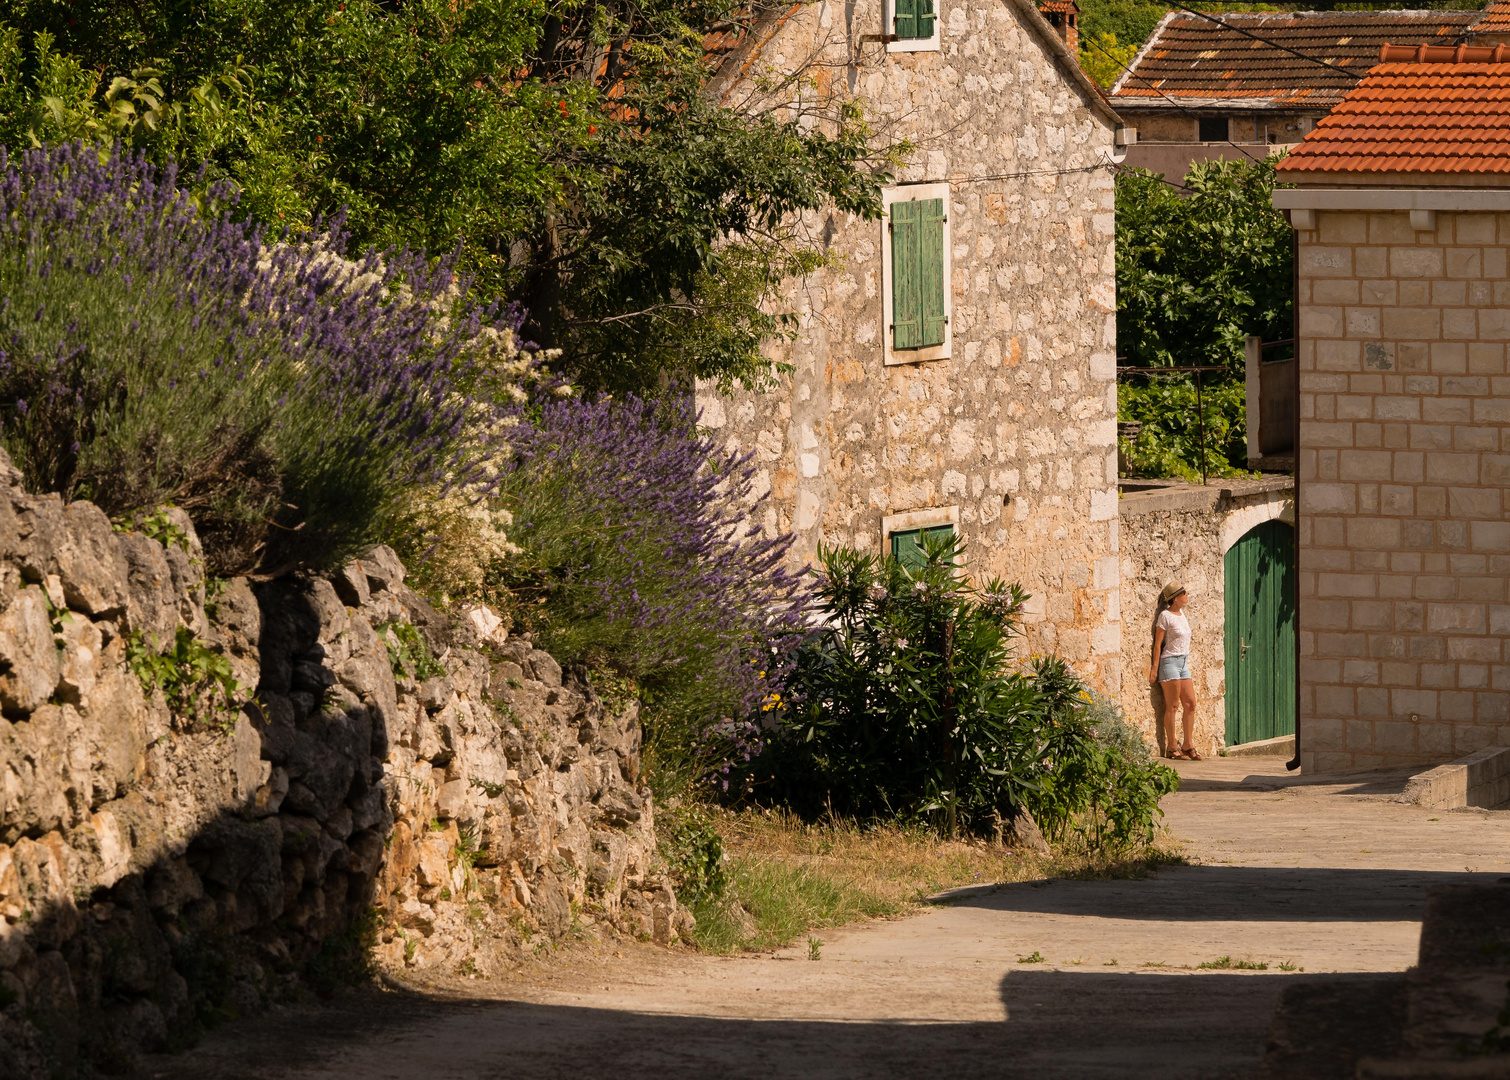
[1224,519,1296,746]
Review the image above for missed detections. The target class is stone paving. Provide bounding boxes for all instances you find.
[148,758,1510,1080]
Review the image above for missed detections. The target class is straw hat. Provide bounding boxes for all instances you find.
[1159,581,1187,604]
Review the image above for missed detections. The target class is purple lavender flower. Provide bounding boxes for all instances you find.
[0,142,510,572]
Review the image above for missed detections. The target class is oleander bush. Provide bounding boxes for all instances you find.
[754,535,1178,845]
[1029,655,1181,849]
[488,392,815,795]
[0,142,508,574]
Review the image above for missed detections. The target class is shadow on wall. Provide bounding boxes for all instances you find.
[0,461,681,1078]
[135,966,1407,1080]
[2,585,385,1077]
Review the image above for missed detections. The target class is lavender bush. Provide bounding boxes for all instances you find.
[0,142,503,574]
[493,393,814,795]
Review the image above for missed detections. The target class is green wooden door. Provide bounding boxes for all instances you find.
[1224,519,1296,746]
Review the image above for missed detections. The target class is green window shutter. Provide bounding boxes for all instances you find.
[894,0,917,39]
[891,200,920,350]
[919,197,946,347]
[915,0,936,38]
[890,524,955,570]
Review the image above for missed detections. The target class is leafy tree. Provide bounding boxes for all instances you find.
[1077,0,1170,61]
[0,0,886,395]
[1116,155,1293,371]
[1079,31,1138,88]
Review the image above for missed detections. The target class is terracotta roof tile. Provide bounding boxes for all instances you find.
[1111,10,1479,110]
[1275,52,1510,177]
[1473,0,1510,35]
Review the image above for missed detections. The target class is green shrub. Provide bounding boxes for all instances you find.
[376,621,445,682]
[658,804,729,903]
[1030,656,1180,849]
[757,538,1179,847]
[126,626,241,731]
[763,533,1043,837]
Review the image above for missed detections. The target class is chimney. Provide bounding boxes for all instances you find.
[1039,0,1079,55]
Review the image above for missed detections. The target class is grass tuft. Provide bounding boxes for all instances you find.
[683,807,1185,955]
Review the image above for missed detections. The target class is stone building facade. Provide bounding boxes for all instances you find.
[1275,48,1510,772]
[699,0,1127,688]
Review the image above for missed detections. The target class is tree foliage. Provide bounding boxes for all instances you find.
[0,0,887,394]
[1116,156,1294,371]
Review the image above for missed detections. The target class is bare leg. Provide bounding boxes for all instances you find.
[1178,679,1198,753]
[1159,680,1182,756]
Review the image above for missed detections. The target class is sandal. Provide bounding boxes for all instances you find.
[1166,749,1188,760]
[1182,747,1203,761]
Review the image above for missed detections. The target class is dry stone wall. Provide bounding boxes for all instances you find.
[0,452,686,1077]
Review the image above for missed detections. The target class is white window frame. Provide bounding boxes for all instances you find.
[881,505,962,565]
[884,0,942,53]
[881,182,953,366]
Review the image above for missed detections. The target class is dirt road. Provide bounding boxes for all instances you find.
[148,758,1510,1080]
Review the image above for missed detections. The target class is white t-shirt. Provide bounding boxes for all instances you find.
[1156,609,1191,657]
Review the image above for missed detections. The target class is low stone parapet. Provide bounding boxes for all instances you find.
[1395,745,1510,811]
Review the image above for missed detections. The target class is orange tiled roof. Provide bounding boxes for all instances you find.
[1111,10,1479,110]
[1276,45,1510,177]
[1473,0,1510,36]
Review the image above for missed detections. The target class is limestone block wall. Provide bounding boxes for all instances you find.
[700,0,1123,690]
[0,453,683,1078]
[1295,208,1510,772]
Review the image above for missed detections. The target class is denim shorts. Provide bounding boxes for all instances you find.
[1158,654,1192,682]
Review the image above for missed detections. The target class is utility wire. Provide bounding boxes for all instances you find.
[946,160,1113,185]
[1164,3,1365,81]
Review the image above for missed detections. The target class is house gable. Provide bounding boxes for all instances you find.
[698,0,1125,689]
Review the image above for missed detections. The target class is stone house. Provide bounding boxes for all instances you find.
[697,0,1129,689]
[1274,44,1510,772]
[1111,10,1482,181]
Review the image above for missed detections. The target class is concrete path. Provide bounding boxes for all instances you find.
[149,758,1510,1080]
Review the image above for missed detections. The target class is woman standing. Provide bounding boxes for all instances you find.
[1149,581,1202,760]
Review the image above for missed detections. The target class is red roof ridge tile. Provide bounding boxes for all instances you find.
[1378,43,1510,63]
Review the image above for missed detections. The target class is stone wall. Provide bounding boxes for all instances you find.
[0,453,684,1077]
[1294,208,1510,772]
[1116,479,1295,756]
[698,0,1124,692]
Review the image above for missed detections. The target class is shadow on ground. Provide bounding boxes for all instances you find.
[1173,766,1420,795]
[935,865,1500,922]
[140,968,1406,1080]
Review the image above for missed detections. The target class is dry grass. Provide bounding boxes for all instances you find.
[687,807,1185,955]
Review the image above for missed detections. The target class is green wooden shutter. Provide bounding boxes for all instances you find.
[915,0,936,38]
[891,200,920,350]
[919,197,946,346]
[894,0,917,38]
[890,524,954,570]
